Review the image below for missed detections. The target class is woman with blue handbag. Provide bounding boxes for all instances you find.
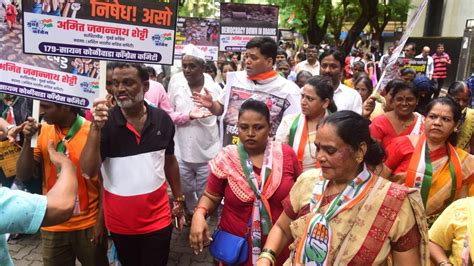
[189,99,302,265]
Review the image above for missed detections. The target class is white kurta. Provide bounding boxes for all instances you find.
[168,73,221,163]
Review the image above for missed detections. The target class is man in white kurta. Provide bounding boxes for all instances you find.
[167,45,221,217]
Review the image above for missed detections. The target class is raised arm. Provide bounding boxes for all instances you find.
[16,117,39,182]
[80,98,108,178]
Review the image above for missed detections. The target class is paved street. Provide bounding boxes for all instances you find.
[8,216,217,266]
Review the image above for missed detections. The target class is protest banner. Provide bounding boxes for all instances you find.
[175,17,219,61]
[219,3,279,52]
[398,57,428,76]
[0,141,21,178]
[22,0,178,65]
[0,22,99,109]
[374,0,428,93]
[219,72,292,146]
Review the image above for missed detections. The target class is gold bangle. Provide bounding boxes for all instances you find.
[256,257,274,266]
[262,248,276,258]
[438,262,453,266]
[258,252,275,266]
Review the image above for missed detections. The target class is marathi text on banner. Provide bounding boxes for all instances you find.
[0,17,99,108]
[22,0,178,65]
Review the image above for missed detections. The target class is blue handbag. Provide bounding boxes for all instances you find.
[209,218,251,265]
[209,228,249,265]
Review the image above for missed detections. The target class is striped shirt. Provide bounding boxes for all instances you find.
[100,103,175,235]
[432,52,451,79]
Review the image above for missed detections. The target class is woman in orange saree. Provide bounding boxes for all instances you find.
[382,97,474,222]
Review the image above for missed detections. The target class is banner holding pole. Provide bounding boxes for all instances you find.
[374,0,429,94]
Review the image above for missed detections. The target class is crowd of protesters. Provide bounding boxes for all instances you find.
[1,35,474,266]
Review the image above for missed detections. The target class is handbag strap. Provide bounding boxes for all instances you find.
[216,214,253,238]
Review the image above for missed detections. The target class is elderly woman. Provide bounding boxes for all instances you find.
[275,76,337,172]
[382,97,474,220]
[370,79,424,149]
[189,99,302,265]
[256,111,429,266]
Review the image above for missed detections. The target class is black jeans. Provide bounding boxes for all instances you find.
[111,224,173,266]
[433,78,446,98]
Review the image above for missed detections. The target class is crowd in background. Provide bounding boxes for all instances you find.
[1,35,474,266]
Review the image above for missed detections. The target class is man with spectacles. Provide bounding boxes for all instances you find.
[295,44,320,75]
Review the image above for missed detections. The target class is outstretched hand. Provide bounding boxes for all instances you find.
[190,107,213,120]
[191,88,213,109]
[47,140,72,170]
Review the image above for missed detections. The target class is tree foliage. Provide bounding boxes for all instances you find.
[370,0,411,46]
[178,0,410,56]
[276,0,410,55]
[178,0,218,18]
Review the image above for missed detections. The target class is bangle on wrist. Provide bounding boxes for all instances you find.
[438,262,452,266]
[262,248,276,258]
[258,251,275,266]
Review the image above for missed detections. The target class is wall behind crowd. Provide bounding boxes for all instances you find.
[407,37,463,85]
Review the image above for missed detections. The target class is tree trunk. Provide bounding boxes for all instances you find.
[341,0,377,56]
[306,0,322,44]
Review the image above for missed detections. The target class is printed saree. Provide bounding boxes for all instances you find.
[282,169,429,265]
[457,108,474,153]
[384,135,474,217]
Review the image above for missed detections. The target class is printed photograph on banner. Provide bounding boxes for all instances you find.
[223,86,289,146]
[0,18,99,109]
[21,0,178,64]
[175,17,219,61]
[398,57,428,77]
[219,3,279,52]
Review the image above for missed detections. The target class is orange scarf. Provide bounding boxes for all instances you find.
[247,70,279,81]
